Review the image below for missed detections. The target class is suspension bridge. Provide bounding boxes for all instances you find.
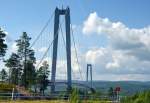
[0,7,122,103]
[30,6,95,95]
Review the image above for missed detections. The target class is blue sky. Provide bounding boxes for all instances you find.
[1,0,150,37]
[1,0,150,81]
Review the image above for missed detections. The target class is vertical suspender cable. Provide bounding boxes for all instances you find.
[59,23,77,80]
[70,23,84,81]
[35,19,65,70]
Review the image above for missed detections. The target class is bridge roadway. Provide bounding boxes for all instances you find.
[48,81,95,93]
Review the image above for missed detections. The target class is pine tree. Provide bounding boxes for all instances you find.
[22,61,36,88]
[16,32,36,88]
[37,61,49,95]
[0,28,7,58]
[5,53,22,85]
[0,69,8,82]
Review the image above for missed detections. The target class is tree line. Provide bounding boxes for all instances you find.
[0,28,49,95]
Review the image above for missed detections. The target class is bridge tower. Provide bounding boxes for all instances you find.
[86,64,93,88]
[51,7,72,93]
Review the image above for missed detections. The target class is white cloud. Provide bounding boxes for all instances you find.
[106,60,120,69]
[85,47,110,65]
[38,47,47,53]
[84,47,150,74]
[35,49,83,80]
[11,42,18,53]
[93,74,150,81]
[34,45,150,81]
[82,12,150,55]
[81,12,150,80]
[3,12,150,81]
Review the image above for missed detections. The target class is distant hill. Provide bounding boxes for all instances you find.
[46,80,150,96]
[87,81,150,96]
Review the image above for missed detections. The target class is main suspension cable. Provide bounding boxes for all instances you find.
[36,19,65,69]
[30,11,54,48]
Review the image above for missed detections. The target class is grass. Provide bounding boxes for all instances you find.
[0,100,68,103]
[0,100,113,103]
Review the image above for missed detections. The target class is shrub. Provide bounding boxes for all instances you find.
[0,83,15,92]
[121,90,150,103]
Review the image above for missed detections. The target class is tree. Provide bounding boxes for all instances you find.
[37,61,49,95]
[5,53,22,85]
[108,87,114,98]
[16,32,36,88]
[0,28,7,58]
[21,61,36,88]
[0,69,8,82]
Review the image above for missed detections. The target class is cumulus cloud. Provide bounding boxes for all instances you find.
[82,12,150,53]
[5,12,150,81]
[85,47,110,65]
[84,47,150,75]
[81,12,150,80]
[93,74,150,81]
[34,46,84,80]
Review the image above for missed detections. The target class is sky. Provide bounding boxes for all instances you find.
[0,0,150,81]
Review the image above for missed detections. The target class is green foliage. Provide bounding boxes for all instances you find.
[0,83,15,91]
[5,32,36,89]
[16,32,36,88]
[0,69,8,82]
[5,53,22,85]
[121,90,150,103]
[91,90,102,102]
[0,83,16,100]
[36,61,50,95]
[21,61,36,88]
[70,88,80,103]
[0,28,7,58]
[16,32,36,62]
[108,87,114,97]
